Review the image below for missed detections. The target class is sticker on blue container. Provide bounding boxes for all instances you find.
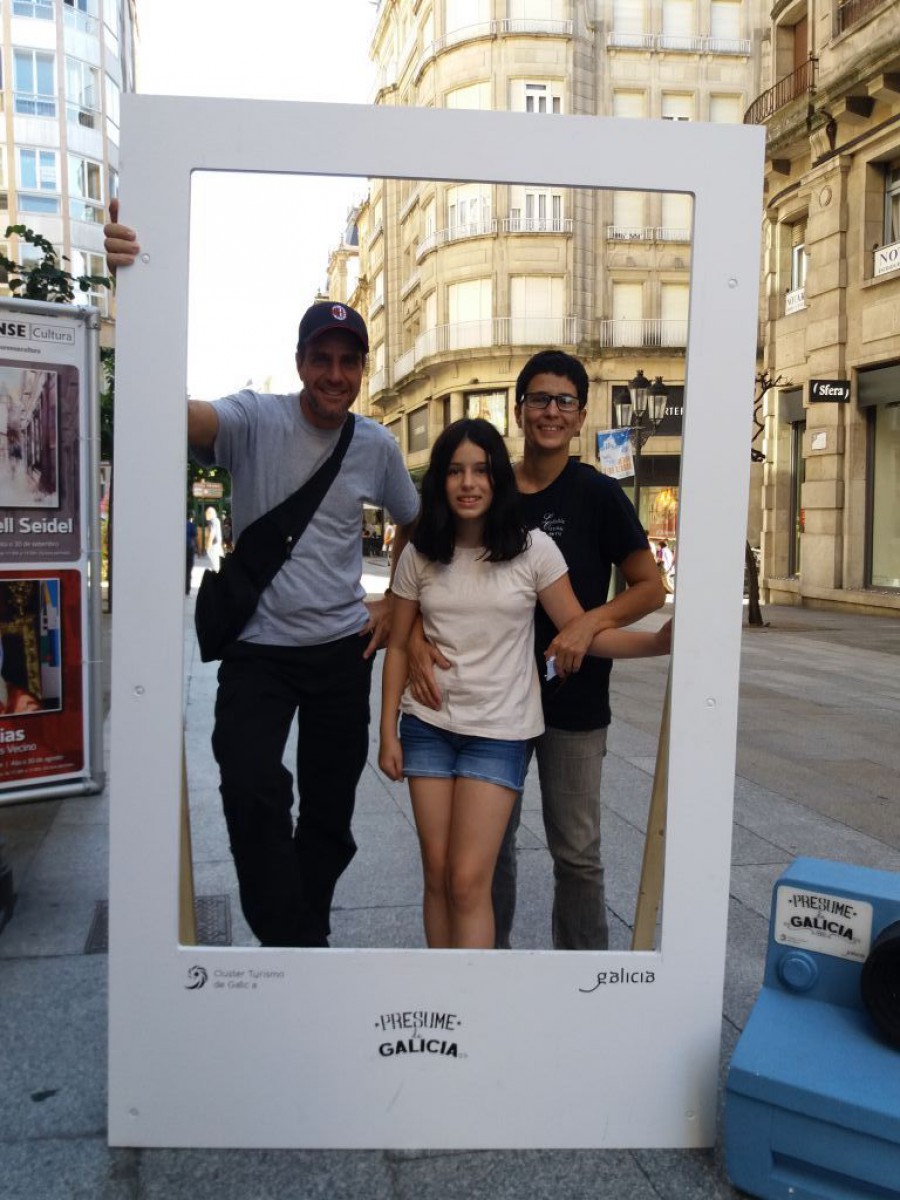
[774,886,874,962]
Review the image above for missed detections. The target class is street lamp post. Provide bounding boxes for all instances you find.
[615,369,668,527]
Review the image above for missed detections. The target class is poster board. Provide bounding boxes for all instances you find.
[108,98,764,1148]
[0,299,104,802]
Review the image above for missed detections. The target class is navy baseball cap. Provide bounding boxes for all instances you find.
[297,301,369,354]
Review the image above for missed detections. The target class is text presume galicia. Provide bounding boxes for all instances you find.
[374,1010,463,1059]
[774,886,874,962]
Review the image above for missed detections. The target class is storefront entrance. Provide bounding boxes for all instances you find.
[860,364,900,591]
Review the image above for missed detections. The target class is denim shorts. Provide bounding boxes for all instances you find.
[400,713,529,794]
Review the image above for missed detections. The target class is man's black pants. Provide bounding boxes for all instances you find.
[212,635,373,947]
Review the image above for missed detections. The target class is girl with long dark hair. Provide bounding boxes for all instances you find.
[379,419,669,949]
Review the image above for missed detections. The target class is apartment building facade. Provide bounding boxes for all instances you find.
[0,0,136,341]
[750,0,900,613]
[328,0,765,547]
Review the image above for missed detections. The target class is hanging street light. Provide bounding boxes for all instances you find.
[615,370,668,526]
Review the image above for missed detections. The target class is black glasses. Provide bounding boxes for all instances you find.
[521,392,582,413]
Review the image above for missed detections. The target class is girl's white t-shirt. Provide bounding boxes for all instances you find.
[392,530,568,740]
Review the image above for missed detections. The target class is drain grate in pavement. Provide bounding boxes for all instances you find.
[85,895,232,954]
[194,895,232,945]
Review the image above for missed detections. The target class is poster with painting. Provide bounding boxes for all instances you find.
[0,571,84,788]
[0,318,84,562]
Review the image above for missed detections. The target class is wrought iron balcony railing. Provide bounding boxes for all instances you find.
[606,225,692,243]
[607,225,655,241]
[501,216,573,234]
[744,57,817,125]
[607,31,751,55]
[597,318,688,348]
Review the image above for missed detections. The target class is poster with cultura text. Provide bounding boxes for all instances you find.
[0,304,99,800]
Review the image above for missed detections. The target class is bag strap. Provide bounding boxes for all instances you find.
[267,412,355,547]
[228,414,355,589]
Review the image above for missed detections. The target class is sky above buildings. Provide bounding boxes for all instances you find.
[135,1,377,396]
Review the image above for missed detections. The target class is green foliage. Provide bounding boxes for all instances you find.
[1,224,111,304]
[100,346,115,462]
[2,224,116,457]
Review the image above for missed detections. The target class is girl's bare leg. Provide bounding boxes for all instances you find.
[409,776,455,947]
[447,778,518,949]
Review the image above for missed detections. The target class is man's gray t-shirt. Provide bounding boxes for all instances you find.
[210,390,419,647]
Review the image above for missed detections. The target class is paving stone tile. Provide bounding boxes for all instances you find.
[729,822,785,866]
[12,821,108,889]
[0,956,108,1140]
[54,791,110,826]
[631,1147,745,1200]
[0,886,101,958]
[331,902,425,950]
[729,862,789,923]
[139,1148,396,1200]
[0,1138,138,1200]
[722,895,769,1028]
[391,1148,660,1200]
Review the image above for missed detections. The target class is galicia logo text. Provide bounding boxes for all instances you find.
[379,1038,459,1058]
[788,915,854,939]
[579,969,656,994]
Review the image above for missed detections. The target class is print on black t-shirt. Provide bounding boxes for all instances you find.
[519,460,648,731]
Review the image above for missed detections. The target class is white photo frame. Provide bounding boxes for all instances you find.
[108,97,764,1149]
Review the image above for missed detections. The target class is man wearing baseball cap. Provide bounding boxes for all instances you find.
[105,206,420,947]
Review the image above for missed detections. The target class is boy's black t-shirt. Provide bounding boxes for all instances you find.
[519,460,648,731]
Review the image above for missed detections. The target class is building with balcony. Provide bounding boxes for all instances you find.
[326,0,765,542]
[748,0,900,613]
[0,0,136,341]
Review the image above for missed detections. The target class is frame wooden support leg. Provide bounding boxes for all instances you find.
[631,669,672,951]
[179,738,197,945]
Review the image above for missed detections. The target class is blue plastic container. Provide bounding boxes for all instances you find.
[725,857,900,1199]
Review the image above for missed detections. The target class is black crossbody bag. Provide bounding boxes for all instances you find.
[194,416,355,662]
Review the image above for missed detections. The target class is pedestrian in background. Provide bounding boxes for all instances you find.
[205,505,223,573]
[657,539,675,594]
[186,513,197,595]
